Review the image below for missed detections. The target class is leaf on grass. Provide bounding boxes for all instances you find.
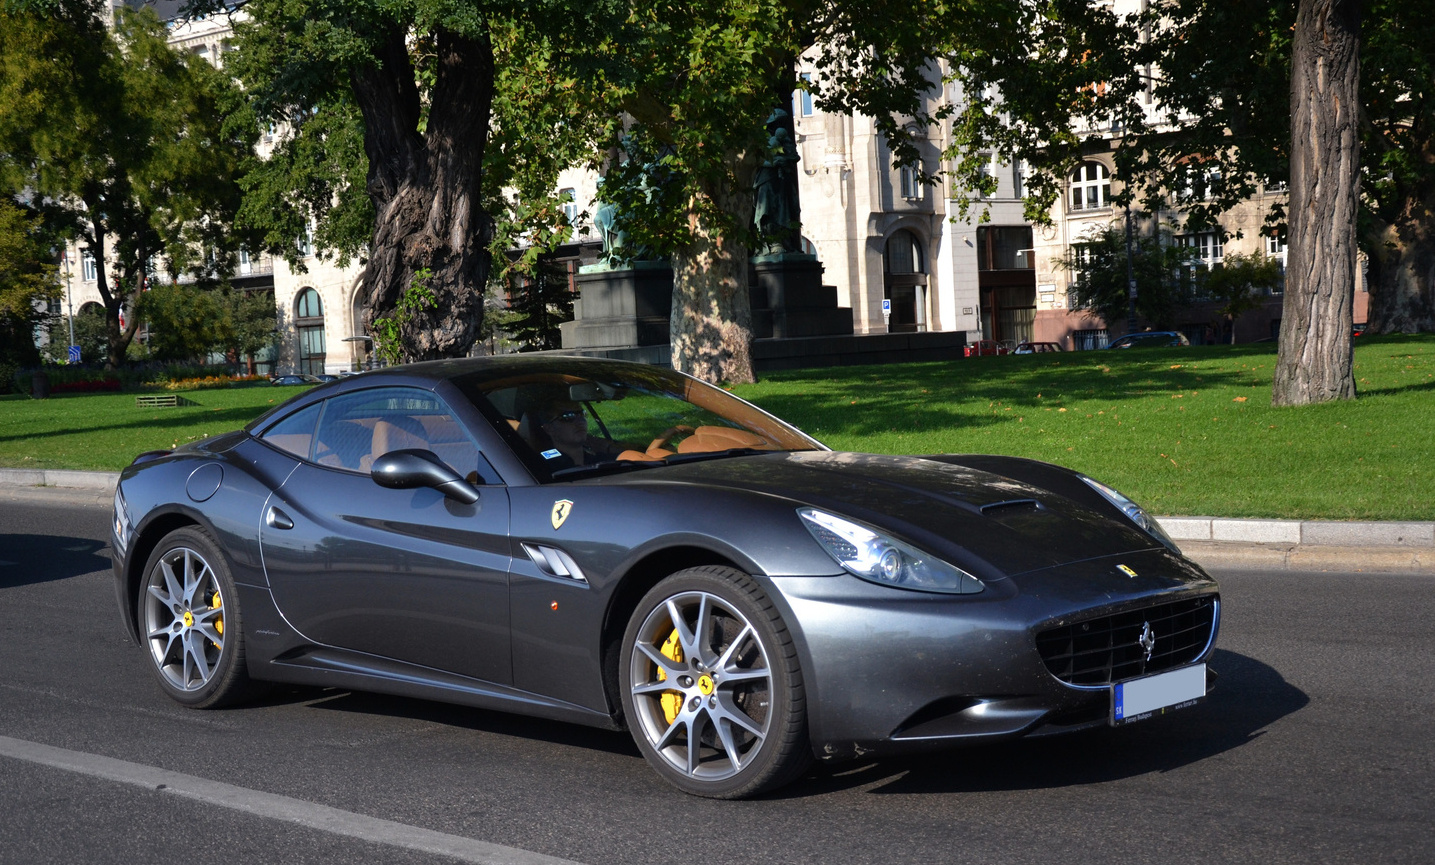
[1233,396,1248,402]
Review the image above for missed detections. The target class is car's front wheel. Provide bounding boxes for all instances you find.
[620,566,810,798]
[138,526,255,708]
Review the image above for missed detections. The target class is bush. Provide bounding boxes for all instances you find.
[0,362,16,395]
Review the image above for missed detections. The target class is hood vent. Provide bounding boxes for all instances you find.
[979,498,1042,515]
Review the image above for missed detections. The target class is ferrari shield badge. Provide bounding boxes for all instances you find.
[1117,564,1138,578]
[551,499,574,530]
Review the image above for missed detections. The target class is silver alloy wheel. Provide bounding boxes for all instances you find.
[628,590,773,781]
[143,546,225,692]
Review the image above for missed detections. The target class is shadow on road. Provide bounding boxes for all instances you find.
[245,647,1301,800]
[778,648,1305,798]
[0,534,111,588]
[256,685,640,758]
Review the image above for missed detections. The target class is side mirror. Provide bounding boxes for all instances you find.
[371,449,480,505]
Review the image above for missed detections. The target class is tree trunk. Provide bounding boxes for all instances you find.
[86,222,142,370]
[1366,199,1435,333]
[669,174,757,384]
[1273,0,1362,406]
[354,25,494,361]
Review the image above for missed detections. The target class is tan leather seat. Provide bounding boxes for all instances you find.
[362,416,429,471]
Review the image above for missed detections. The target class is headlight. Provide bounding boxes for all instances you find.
[1079,475,1180,553]
[798,508,984,594]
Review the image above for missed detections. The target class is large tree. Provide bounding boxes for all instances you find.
[0,1,254,369]
[218,0,613,363]
[935,0,1435,404]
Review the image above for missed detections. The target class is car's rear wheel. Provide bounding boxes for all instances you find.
[620,566,810,798]
[138,527,255,708]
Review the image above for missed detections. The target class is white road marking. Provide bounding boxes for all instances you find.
[0,735,586,865]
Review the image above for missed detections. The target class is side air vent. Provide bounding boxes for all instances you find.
[521,543,588,585]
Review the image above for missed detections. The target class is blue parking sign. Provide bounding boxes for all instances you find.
[881,299,891,315]
[68,345,81,364]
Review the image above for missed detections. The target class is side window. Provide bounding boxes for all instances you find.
[311,387,487,483]
[259,403,322,459]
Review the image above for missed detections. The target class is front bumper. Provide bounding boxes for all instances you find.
[767,547,1220,761]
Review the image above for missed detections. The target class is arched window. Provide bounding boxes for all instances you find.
[295,288,323,319]
[884,229,925,274]
[1069,162,1111,211]
[294,288,326,375]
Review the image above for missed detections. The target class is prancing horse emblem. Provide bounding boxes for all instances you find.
[1138,621,1156,662]
[551,499,574,530]
[1117,564,1138,578]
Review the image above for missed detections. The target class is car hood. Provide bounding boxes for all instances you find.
[608,451,1163,579]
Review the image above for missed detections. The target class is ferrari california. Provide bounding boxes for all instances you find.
[111,356,1220,798]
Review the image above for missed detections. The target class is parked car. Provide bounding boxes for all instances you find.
[269,374,309,386]
[1014,341,1063,354]
[304,373,339,383]
[1107,331,1191,349]
[111,356,1220,799]
[964,339,1010,356]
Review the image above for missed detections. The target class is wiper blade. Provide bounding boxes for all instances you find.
[660,447,771,465]
[549,460,662,480]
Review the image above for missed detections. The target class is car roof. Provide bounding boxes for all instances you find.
[244,355,679,433]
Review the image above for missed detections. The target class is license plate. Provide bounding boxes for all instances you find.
[1110,663,1206,726]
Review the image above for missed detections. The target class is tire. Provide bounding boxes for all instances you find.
[137,526,256,708]
[620,565,810,798]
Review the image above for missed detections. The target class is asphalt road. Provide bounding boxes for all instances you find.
[1,498,1431,865]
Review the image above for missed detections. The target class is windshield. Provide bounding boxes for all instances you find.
[451,361,824,482]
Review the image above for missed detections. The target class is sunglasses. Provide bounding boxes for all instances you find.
[543,409,584,424]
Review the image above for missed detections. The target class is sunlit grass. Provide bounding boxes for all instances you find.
[733,335,1435,521]
[1,335,1430,520]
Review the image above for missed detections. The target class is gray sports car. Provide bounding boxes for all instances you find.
[111,356,1220,798]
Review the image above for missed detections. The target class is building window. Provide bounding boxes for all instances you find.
[559,188,577,223]
[1178,232,1224,265]
[797,72,814,117]
[297,223,313,258]
[1069,161,1111,211]
[1265,233,1288,294]
[899,163,919,200]
[884,230,924,274]
[81,250,97,282]
[978,152,999,198]
[1013,160,1027,199]
[1071,328,1109,350]
[295,287,326,375]
[977,226,1034,271]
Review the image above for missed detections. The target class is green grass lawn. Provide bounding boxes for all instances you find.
[2,335,1431,520]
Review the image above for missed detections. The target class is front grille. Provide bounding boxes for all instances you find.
[1036,595,1217,686]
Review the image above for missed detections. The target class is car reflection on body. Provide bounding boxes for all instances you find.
[110,357,1220,798]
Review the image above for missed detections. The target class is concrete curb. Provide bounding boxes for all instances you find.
[1,468,1431,574]
[0,468,119,492]
[1157,515,1435,548]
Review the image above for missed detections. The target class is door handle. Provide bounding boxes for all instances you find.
[265,506,294,530]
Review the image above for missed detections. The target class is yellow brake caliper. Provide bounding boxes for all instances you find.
[210,591,224,648]
[655,629,684,724]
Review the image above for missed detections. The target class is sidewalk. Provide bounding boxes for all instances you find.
[2,468,1432,575]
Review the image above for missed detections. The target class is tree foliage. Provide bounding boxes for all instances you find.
[1063,223,1200,331]
[503,256,574,351]
[0,0,255,368]
[1203,252,1283,344]
[0,198,58,366]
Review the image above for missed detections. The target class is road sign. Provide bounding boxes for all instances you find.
[67,345,81,364]
[881,299,891,315]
